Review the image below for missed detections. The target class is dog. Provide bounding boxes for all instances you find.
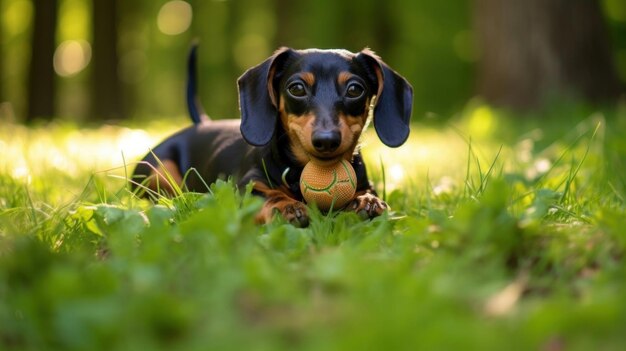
[132,45,413,227]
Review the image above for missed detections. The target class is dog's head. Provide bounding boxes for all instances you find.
[238,48,413,165]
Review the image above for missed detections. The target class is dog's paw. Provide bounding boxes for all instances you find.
[256,192,310,227]
[278,201,310,228]
[347,193,389,220]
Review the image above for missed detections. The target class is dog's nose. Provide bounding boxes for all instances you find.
[312,130,341,153]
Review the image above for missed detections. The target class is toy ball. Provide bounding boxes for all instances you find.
[299,159,357,211]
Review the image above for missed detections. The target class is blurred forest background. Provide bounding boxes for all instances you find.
[1,0,625,124]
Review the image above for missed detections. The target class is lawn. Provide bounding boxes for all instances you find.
[1,103,626,350]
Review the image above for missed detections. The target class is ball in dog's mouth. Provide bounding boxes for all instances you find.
[299,159,357,211]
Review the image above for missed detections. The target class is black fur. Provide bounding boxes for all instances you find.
[132,45,413,225]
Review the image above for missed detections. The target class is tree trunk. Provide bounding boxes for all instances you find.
[92,0,123,121]
[275,0,295,46]
[473,0,622,109]
[26,0,57,122]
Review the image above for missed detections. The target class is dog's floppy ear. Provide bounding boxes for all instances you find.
[238,48,294,146]
[355,49,413,148]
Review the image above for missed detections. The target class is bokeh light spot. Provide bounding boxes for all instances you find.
[469,105,496,138]
[233,34,270,71]
[157,1,193,36]
[54,40,92,77]
[58,0,90,40]
[389,164,406,183]
[12,165,31,184]
[3,0,33,36]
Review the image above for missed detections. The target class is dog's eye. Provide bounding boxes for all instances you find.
[346,83,364,98]
[287,82,307,98]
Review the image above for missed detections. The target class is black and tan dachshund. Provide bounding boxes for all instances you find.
[132,45,413,227]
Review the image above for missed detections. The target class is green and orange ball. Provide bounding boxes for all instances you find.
[299,159,357,211]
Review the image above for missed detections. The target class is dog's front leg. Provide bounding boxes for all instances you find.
[253,182,309,227]
[347,190,389,219]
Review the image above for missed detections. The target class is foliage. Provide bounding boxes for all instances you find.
[0,0,476,120]
[1,104,626,350]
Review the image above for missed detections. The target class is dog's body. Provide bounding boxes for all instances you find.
[132,46,413,227]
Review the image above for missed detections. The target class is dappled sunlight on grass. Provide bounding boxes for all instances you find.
[0,114,462,203]
[0,104,612,215]
[356,105,613,223]
[362,127,479,191]
[0,122,178,197]
[1,116,511,208]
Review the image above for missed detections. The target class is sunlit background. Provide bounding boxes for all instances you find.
[1,0,625,123]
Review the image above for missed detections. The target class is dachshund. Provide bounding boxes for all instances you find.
[131,45,413,227]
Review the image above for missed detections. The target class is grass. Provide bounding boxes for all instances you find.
[1,103,626,350]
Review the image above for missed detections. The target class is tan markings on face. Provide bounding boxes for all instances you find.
[279,91,369,165]
[300,72,316,87]
[279,98,313,165]
[338,71,353,87]
[337,72,369,159]
[337,111,367,160]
